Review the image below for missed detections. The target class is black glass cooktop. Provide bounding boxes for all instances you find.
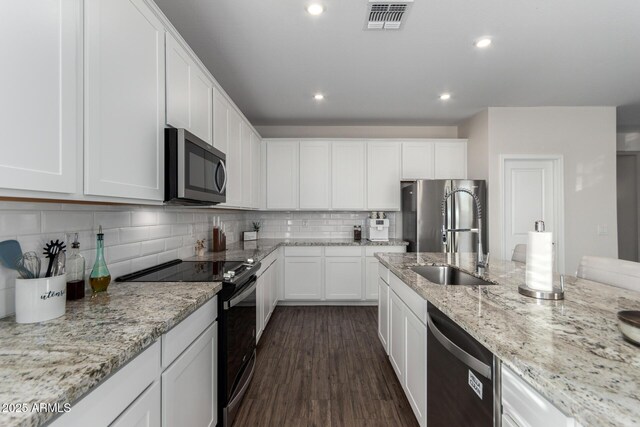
[115,259,250,283]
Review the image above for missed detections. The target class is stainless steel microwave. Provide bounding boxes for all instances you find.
[165,128,226,205]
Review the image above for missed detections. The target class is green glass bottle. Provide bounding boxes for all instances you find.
[90,225,111,293]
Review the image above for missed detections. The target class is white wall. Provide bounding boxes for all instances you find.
[486,107,618,273]
[458,110,489,181]
[255,125,458,139]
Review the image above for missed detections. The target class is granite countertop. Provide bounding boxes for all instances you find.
[189,238,409,263]
[0,237,406,427]
[375,252,640,427]
[0,281,221,427]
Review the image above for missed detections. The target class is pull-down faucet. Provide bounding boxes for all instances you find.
[441,188,489,271]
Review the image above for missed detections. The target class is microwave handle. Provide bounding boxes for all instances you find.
[217,159,227,193]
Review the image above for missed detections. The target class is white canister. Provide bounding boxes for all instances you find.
[15,274,67,324]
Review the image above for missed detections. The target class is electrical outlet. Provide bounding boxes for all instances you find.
[597,224,609,236]
[302,220,308,227]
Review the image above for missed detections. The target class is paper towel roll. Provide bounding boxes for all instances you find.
[525,231,554,291]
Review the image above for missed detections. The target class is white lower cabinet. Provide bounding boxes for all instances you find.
[325,257,363,300]
[377,277,389,353]
[162,322,217,427]
[386,272,427,427]
[502,365,578,427]
[366,258,380,300]
[257,258,277,343]
[51,299,217,427]
[111,381,161,427]
[284,256,322,299]
[389,290,405,379]
[404,308,427,427]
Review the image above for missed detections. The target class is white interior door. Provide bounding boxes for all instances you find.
[503,158,561,270]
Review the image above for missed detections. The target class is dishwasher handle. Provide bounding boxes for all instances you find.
[427,314,492,380]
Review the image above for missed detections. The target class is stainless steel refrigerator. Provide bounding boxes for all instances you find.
[402,180,487,254]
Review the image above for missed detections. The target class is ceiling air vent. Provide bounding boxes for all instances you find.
[366,0,414,30]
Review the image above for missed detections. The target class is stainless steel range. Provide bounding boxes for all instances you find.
[116,258,260,427]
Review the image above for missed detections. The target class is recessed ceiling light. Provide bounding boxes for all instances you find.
[475,37,492,48]
[306,4,324,15]
[439,93,451,101]
[314,93,324,100]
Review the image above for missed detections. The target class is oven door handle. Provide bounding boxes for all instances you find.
[224,277,257,310]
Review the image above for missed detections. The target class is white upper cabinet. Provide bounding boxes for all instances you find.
[402,141,435,180]
[240,122,252,207]
[332,141,366,210]
[434,140,467,179]
[84,0,165,201]
[367,141,401,211]
[0,0,80,194]
[165,33,213,145]
[225,108,242,206]
[266,141,299,209]
[213,88,229,154]
[299,141,331,209]
[251,131,261,209]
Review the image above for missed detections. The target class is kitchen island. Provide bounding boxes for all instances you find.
[376,252,640,427]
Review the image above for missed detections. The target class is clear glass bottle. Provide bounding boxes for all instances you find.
[66,233,85,300]
[89,226,111,293]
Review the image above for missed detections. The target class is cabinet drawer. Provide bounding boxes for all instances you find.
[390,273,427,325]
[365,246,406,257]
[284,246,323,257]
[162,296,217,369]
[50,341,161,427]
[378,263,390,284]
[325,246,362,257]
[502,365,574,427]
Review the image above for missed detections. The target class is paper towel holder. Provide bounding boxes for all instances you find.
[518,274,565,300]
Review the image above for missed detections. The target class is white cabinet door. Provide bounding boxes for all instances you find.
[324,257,362,300]
[502,365,576,427]
[225,108,242,206]
[299,141,331,209]
[165,33,213,145]
[365,258,380,300]
[263,265,273,326]
[284,257,322,299]
[85,0,165,201]
[213,88,228,154]
[332,141,366,210]
[240,122,252,207]
[0,0,79,194]
[111,381,161,427]
[378,277,389,353]
[404,308,427,427]
[367,141,401,210]
[266,141,299,209]
[162,322,217,427]
[434,140,467,179]
[251,132,261,209]
[165,33,190,130]
[389,290,405,380]
[271,256,280,308]
[188,65,213,145]
[256,274,264,342]
[402,141,435,180]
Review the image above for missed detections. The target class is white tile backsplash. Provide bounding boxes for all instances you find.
[0,202,249,318]
[0,202,398,318]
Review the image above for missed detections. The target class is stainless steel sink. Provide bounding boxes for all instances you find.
[411,265,494,286]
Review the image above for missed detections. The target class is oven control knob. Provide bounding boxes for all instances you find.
[223,272,231,280]
[229,271,236,278]
[246,258,254,265]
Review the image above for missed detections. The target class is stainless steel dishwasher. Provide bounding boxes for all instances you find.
[427,302,501,427]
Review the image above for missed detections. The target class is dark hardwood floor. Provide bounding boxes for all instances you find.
[234,306,420,427]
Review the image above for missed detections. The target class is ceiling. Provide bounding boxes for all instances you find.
[155,0,640,128]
